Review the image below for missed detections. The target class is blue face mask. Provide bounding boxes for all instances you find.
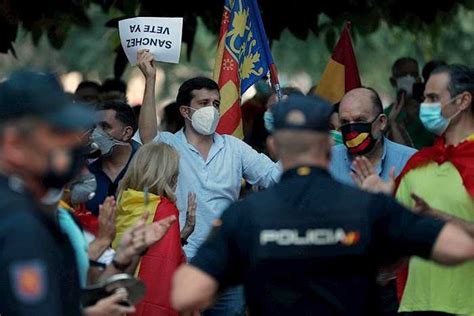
[264,111,274,133]
[419,96,460,136]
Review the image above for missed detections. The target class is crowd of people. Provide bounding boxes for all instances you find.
[0,48,474,316]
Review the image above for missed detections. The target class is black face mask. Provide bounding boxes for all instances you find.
[340,116,380,156]
[42,146,87,189]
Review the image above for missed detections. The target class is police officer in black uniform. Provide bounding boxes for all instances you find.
[171,94,474,316]
[0,71,96,315]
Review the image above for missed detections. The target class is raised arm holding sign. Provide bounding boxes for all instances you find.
[137,50,159,143]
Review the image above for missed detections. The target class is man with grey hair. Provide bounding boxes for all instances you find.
[330,87,416,315]
[330,87,416,187]
[394,64,474,315]
[351,64,474,315]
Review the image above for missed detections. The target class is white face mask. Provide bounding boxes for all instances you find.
[396,75,416,96]
[187,106,220,135]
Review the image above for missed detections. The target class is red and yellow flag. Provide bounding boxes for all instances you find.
[113,189,185,316]
[214,0,275,138]
[315,22,361,104]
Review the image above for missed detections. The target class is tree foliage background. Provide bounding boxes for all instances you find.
[0,0,474,104]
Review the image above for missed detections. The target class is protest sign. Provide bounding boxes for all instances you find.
[119,17,183,65]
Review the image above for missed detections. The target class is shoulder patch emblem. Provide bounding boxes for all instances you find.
[10,260,46,303]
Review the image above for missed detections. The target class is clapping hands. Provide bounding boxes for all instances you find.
[350,156,395,195]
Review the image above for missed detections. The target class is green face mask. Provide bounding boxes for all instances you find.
[330,130,344,145]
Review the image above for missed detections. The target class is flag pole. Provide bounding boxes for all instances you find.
[249,0,282,101]
[269,64,282,101]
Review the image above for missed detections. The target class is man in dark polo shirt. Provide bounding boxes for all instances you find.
[0,70,96,315]
[87,100,140,215]
[171,95,474,316]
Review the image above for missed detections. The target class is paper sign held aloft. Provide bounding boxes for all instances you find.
[119,17,183,65]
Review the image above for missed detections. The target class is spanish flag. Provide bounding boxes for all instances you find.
[113,189,185,316]
[214,0,275,138]
[315,22,361,104]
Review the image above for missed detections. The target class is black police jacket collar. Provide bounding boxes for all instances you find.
[281,165,330,180]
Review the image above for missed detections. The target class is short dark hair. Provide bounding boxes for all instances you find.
[176,77,219,107]
[132,105,141,119]
[75,81,100,93]
[422,60,447,83]
[163,102,185,130]
[97,100,138,135]
[392,57,418,77]
[101,78,127,93]
[431,64,474,101]
[364,87,384,116]
[432,65,474,114]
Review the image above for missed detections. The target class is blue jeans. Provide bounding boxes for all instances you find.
[203,286,246,316]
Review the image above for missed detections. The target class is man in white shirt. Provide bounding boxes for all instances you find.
[137,50,280,315]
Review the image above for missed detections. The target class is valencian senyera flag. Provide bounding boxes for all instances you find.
[315,22,361,105]
[214,0,276,138]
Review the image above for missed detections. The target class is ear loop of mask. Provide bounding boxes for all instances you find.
[98,127,129,146]
[444,94,464,120]
[371,113,383,125]
[184,106,195,122]
[371,113,384,136]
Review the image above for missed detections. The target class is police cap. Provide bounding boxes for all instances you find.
[0,70,96,130]
[271,94,332,132]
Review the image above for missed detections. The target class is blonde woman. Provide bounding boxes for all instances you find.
[113,143,196,316]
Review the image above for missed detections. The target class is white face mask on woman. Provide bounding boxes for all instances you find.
[186,106,220,136]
